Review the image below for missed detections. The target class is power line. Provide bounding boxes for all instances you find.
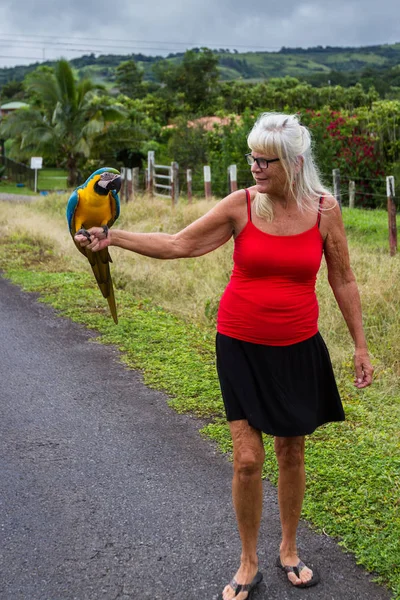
[0,46,178,55]
[0,55,44,61]
[0,40,178,52]
[0,41,282,64]
[0,32,283,51]
[0,46,206,61]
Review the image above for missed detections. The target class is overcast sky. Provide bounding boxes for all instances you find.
[1,0,400,69]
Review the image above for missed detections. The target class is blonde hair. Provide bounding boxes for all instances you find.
[247,112,331,221]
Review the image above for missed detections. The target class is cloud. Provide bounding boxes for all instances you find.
[0,0,399,68]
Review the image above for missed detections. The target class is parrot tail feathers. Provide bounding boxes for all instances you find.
[87,249,118,324]
[106,282,118,324]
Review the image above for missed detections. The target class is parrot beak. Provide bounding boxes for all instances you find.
[97,173,122,193]
[106,175,122,193]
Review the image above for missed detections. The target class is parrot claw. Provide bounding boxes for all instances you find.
[102,225,109,238]
[76,228,91,241]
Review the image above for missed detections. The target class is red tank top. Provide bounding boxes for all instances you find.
[217,190,324,346]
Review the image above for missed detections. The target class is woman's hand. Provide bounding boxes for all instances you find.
[353,348,374,388]
[74,227,110,252]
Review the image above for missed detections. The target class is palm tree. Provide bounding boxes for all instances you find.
[0,60,126,187]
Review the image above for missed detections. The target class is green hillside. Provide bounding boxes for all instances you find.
[1,42,400,89]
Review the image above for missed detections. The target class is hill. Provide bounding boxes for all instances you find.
[1,42,400,90]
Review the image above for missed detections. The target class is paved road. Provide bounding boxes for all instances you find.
[0,192,39,202]
[0,276,392,600]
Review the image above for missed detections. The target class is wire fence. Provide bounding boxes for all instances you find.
[0,156,35,189]
[119,158,398,255]
[120,153,396,214]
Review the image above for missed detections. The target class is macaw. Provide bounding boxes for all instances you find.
[66,167,122,324]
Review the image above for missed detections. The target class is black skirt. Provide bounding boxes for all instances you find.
[216,332,345,437]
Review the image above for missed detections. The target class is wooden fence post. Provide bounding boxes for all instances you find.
[349,180,355,208]
[387,175,397,256]
[120,167,127,202]
[187,169,192,203]
[124,168,132,201]
[228,164,238,193]
[332,168,342,211]
[171,161,179,206]
[132,167,139,201]
[147,151,155,196]
[204,165,212,199]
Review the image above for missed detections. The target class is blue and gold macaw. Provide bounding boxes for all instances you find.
[67,167,122,324]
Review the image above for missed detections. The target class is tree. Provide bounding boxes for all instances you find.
[90,97,159,168]
[115,60,145,98]
[0,60,126,186]
[0,80,25,102]
[153,48,220,114]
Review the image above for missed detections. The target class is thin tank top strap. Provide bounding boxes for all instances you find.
[317,196,324,228]
[245,188,252,222]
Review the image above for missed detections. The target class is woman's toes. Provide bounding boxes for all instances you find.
[287,571,302,586]
[222,584,234,600]
[299,566,313,584]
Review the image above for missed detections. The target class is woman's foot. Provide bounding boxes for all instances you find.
[222,561,261,600]
[278,550,318,587]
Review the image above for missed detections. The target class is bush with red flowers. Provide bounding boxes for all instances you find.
[303,108,386,208]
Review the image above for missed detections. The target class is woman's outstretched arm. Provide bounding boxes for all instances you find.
[75,191,245,259]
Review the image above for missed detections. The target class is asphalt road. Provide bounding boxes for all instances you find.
[0,275,392,600]
[0,193,38,203]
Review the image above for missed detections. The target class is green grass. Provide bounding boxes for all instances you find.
[342,206,391,248]
[38,168,68,191]
[0,168,68,195]
[0,180,37,195]
[0,202,399,599]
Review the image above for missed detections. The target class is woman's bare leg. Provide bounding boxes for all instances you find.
[274,436,314,586]
[222,420,265,600]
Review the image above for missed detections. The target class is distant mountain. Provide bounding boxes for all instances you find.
[1,43,400,89]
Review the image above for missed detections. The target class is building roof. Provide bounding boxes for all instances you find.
[165,115,242,132]
[187,116,241,130]
[0,101,29,110]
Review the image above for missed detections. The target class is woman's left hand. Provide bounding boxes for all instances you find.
[75,227,110,252]
[354,349,374,388]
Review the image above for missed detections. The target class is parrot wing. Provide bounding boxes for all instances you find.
[66,189,88,258]
[66,189,79,235]
[108,189,120,228]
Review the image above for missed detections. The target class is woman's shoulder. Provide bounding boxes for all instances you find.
[320,194,337,210]
[319,194,344,239]
[245,185,259,200]
[216,188,252,230]
[219,188,250,211]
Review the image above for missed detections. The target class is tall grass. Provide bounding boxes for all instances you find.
[2,196,400,375]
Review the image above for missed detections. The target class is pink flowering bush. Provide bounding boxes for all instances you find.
[303,108,385,207]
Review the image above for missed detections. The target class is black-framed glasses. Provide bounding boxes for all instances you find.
[245,153,280,169]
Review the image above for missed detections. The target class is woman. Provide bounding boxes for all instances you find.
[75,112,373,600]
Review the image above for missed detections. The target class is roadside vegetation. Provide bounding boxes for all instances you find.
[1,53,400,204]
[0,194,399,598]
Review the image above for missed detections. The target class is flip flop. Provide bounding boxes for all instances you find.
[223,571,263,598]
[276,557,320,588]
